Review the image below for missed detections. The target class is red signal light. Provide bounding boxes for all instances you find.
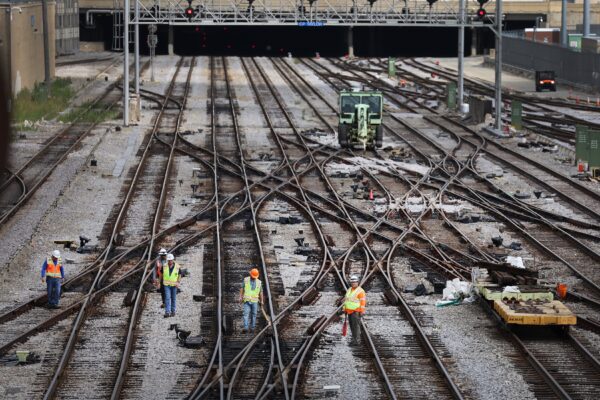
[476,8,486,19]
[185,7,194,17]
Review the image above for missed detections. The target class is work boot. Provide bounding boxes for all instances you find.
[241,328,247,334]
[171,311,176,317]
[164,313,170,318]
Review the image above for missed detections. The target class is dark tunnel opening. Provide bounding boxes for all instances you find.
[79,18,504,57]
[172,26,476,57]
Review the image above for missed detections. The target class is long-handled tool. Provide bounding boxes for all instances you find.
[342,314,348,337]
[260,304,272,326]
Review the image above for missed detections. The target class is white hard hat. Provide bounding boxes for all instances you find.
[52,250,61,258]
[166,254,175,261]
[159,248,167,255]
[349,275,359,282]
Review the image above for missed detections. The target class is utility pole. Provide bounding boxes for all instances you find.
[457,0,465,109]
[494,0,503,132]
[123,0,130,126]
[583,0,591,38]
[560,0,567,46]
[41,0,51,97]
[134,0,140,95]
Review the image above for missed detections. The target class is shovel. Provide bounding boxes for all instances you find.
[342,314,348,337]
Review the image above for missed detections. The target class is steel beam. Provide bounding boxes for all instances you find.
[457,0,465,109]
[583,0,591,38]
[494,0,503,132]
[135,0,140,95]
[124,0,130,126]
[561,0,567,46]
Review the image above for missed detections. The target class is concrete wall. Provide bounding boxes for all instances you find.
[0,2,56,95]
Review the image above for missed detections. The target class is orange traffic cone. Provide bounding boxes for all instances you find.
[369,189,374,200]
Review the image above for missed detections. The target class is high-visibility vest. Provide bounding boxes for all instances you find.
[243,277,261,303]
[344,287,365,312]
[155,259,165,279]
[163,263,180,286]
[46,257,62,278]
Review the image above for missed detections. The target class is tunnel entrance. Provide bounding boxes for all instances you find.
[81,18,493,57]
[172,26,474,57]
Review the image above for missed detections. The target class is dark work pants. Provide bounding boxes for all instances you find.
[46,277,61,306]
[348,312,361,343]
[160,281,166,305]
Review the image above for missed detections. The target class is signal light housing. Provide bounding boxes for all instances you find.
[185,6,195,20]
[476,7,486,19]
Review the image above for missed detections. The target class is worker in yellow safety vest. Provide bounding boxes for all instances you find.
[343,275,366,346]
[163,254,181,318]
[41,250,65,309]
[239,268,264,333]
[153,248,168,308]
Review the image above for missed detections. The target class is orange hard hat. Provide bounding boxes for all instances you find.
[250,268,259,278]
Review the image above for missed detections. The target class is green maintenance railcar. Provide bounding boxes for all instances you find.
[338,90,384,149]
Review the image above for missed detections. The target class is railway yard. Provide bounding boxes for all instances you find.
[2,54,600,400]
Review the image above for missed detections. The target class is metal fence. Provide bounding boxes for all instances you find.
[503,36,600,91]
[56,0,79,55]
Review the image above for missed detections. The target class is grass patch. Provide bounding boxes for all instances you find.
[58,101,120,124]
[12,78,74,124]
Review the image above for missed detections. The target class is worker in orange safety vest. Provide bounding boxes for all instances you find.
[343,275,366,346]
[41,250,65,309]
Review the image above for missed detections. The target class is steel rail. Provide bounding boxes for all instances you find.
[0,60,150,225]
[252,57,467,400]
[335,58,600,295]
[222,56,290,399]
[277,57,493,268]
[185,57,480,400]
[341,58,600,223]
[110,57,197,400]
[347,57,600,398]
[42,57,186,400]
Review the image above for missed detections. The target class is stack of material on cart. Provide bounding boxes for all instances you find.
[494,299,577,325]
[472,265,576,326]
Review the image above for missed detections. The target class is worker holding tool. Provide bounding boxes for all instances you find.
[239,268,264,334]
[343,275,366,346]
[153,248,168,308]
[163,254,181,318]
[41,250,64,309]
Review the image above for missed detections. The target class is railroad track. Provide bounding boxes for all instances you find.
[302,57,594,400]
[0,59,148,228]
[330,59,600,305]
[0,56,202,399]
[4,56,600,399]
